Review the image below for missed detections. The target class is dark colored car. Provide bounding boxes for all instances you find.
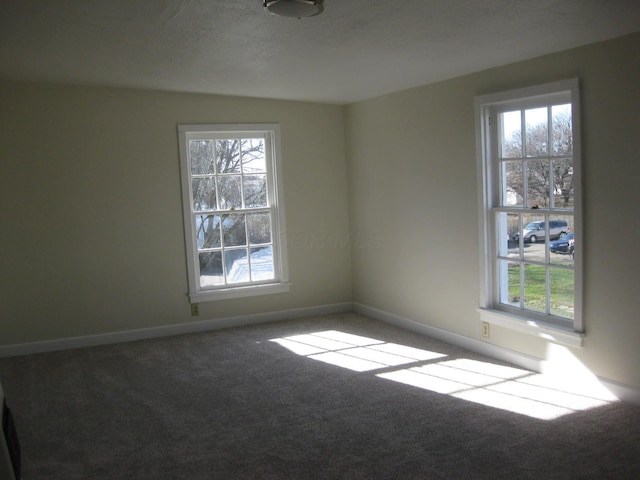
[549,232,575,254]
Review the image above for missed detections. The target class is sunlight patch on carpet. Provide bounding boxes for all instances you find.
[271,330,446,372]
[270,330,617,420]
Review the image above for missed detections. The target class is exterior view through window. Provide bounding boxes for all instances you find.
[476,80,582,338]
[498,103,575,318]
[178,124,289,302]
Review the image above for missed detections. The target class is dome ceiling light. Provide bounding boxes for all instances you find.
[263,0,325,18]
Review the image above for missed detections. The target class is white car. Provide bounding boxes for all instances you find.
[513,220,568,243]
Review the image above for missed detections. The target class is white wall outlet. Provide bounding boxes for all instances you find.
[191,303,200,316]
[482,322,490,338]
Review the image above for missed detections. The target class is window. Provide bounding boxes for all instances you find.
[178,124,289,301]
[475,80,583,346]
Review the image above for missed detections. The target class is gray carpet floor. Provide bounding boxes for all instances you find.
[1,312,639,479]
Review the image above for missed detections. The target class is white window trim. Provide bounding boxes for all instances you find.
[475,79,584,347]
[178,123,290,302]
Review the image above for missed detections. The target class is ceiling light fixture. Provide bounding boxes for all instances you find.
[263,0,324,18]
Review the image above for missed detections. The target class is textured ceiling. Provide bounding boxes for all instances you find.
[1,0,639,104]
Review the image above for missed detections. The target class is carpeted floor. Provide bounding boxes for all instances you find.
[1,312,639,479]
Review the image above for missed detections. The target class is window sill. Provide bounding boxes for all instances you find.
[189,282,290,303]
[478,308,584,347]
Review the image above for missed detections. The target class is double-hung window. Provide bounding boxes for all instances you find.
[475,79,583,346]
[178,124,289,302]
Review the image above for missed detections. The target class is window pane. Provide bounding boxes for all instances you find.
[526,159,550,208]
[199,252,223,287]
[553,158,574,208]
[192,178,217,211]
[190,140,214,174]
[222,213,246,247]
[548,215,571,240]
[550,233,575,266]
[497,212,520,258]
[524,264,546,313]
[549,215,574,265]
[501,160,524,206]
[195,215,221,249]
[242,139,267,173]
[499,260,520,308]
[550,267,574,319]
[218,175,242,210]
[516,213,544,245]
[250,246,275,281]
[244,175,267,208]
[216,139,242,174]
[552,104,572,156]
[500,110,522,158]
[520,213,545,263]
[525,107,548,157]
[247,212,272,245]
[225,248,250,284]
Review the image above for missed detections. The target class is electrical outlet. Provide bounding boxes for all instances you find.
[191,303,200,316]
[482,322,490,338]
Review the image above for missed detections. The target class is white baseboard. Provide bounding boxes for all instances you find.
[0,302,352,358]
[353,302,640,405]
[3,300,639,405]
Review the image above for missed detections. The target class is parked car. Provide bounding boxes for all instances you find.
[513,220,568,243]
[549,232,575,255]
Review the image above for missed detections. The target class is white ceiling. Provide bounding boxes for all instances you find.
[1,0,639,105]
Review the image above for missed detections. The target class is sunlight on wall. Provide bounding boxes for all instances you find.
[539,343,618,401]
[270,330,617,421]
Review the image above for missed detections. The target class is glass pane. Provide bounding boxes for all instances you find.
[192,178,217,211]
[549,215,574,265]
[521,213,545,263]
[501,160,523,206]
[497,212,520,258]
[222,213,246,247]
[526,159,550,208]
[244,175,267,208]
[218,175,242,210]
[195,215,221,249]
[250,246,275,281]
[498,260,520,308]
[500,110,522,158]
[516,213,544,245]
[552,104,572,156]
[190,140,214,174]
[241,139,266,173]
[550,232,575,266]
[550,267,574,319]
[216,139,242,174]
[524,264,547,313]
[548,215,571,240]
[247,212,272,245]
[199,251,223,287]
[225,248,250,284]
[553,158,574,208]
[525,107,548,157]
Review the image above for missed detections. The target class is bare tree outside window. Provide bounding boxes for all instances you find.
[188,136,274,286]
[501,104,574,209]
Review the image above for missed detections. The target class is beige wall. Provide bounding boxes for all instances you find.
[346,33,640,388]
[1,33,639,390]
[0,82,351,344]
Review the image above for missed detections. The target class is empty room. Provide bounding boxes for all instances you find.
[1,1,640,478]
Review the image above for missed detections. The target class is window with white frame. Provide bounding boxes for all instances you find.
[475,80,583,346]
[178,124,289,302]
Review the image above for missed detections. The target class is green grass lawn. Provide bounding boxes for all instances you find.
[508,264,574,318]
